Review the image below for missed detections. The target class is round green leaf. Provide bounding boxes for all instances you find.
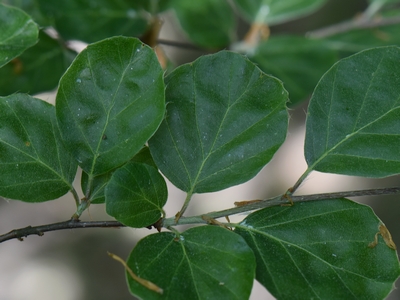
[305,46,400,177]
[37,0,149,43]
[56,36,165,176]
[105,162,167,228]
[250,36,338,106]
[126,226,256,299]
[0,3,38,68]
[0,30,75,96]
[235,199,400,299]
[171,0,236,48]
[0,94,77,202]
[149,51,288,193]
[232,0,328,25]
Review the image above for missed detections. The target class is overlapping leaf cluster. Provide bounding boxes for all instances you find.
[1,1,400,299]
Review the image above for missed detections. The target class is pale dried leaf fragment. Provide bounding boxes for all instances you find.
[368,224,397,250]
[108,252,163,294]
[234,199,262,207]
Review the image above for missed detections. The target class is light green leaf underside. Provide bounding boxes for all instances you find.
[305,46,400,177]
[105,162,167,228]
[232,0,328,25]
[149,50,288,194]
[126,226,256,299]
[235,199,400,299]
[56,36,165,176]
[0,3,38,68]
[0,94,77,202]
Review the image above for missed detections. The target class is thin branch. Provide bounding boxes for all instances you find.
[2,187,400,243]
[163,187,400,227]
[0,219,124,243]
[307,15,400,39]
[156,39,203,51]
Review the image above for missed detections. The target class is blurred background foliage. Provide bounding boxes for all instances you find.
[1,0,400,299]
[2,0,400,105]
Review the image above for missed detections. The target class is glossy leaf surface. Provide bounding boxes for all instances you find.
[105,161,167,228]
[233,0,328,25]
[37,0,149,43]
[235,199,400,299]
[171,0,235,48]
[305,46,400,177]
[149,51,288,193]
[251,36,337,105]
[0,94,77,202]
[0,3,38,68]
[126,226,256,299]
[0,30,75,96]
[56,37,165,176]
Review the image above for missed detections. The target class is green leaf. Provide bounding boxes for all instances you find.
[149,51,288,193]
[235,199,400,299]
[170,0,236,48]
[250,36,338,106]
[0,3,38,68]
[305,46,400,177]
[130,146,157,169]
[37,0,150,43]
[105,161,167,228]
[2,0,51,25]
[232,0,328,25]
[126,226,256,299]
[56,36,165,176]
[0,94,77,202]
[82,146,156,204]
[0,30,75,96]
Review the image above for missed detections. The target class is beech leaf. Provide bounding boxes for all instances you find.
[235,199,400,299]
[0,3,38,68]
[126,226,256,299]
[0,94,77,202]
[305,46,400,177]
[105,161,167,228]
[56,36,165,176]
[149,51,288,193]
